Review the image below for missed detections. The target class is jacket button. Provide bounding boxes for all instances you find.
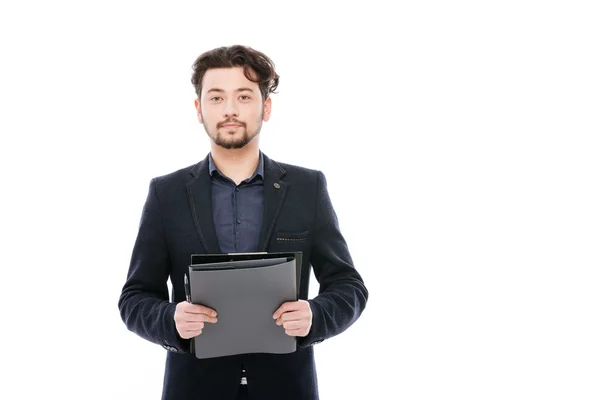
[273,182,281,189]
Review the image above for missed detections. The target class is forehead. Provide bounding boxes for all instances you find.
[201,67,259,93]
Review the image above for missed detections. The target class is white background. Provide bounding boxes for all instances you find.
[1,1,599,399]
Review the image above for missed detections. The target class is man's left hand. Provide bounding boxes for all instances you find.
[273,300,312,337]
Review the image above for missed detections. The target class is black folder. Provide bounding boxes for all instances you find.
[188,252,302,359]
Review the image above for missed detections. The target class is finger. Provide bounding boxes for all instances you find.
[277,313,306,326]
[284,328,306,337]
[282,320,303,330]
[184,329,203,337]
[276,315,294,326]
[278,310,307,324]
[272,301,297,319]
[185,321,205,330]
[180,329,203,339]
[185,304,218,317]
[186,314,218,324]
[273,301,301,319]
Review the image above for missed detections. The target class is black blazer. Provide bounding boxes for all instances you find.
[118,153,368,400]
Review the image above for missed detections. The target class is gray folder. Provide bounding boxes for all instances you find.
[188,252,301,359]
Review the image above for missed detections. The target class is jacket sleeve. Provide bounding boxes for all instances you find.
[297,171,369,347]
[117,178,188,352]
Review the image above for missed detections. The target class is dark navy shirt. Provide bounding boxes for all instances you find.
[209,153,264,253]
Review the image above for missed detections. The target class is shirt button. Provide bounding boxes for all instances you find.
[236,218,241,224]
[235,187,240,192]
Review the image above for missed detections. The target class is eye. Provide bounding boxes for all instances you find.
[239,95,251,101]
[210,96,223,102]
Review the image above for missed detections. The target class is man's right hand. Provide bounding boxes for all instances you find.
[174,301,218,339]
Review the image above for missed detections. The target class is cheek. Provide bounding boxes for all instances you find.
[254,107,266,121]
[240,108,261,124]
[200,109,217,124]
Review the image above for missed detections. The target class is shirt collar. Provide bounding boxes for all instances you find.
[208,152,264,180]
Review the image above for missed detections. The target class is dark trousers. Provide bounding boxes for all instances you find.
[236,385,248,400]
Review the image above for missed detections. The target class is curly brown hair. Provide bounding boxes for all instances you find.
[191,45,280,102]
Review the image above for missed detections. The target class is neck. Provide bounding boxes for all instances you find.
[210,143,260,185]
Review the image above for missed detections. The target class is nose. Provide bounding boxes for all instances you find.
[223,100,239,118]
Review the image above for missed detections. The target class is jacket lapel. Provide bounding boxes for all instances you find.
[186,156,221,254]
[259,154,288,251]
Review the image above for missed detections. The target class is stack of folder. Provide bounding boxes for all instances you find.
[187,251,302,359]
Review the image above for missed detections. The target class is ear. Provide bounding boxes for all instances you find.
[262,97,272,122]
[194,98,203,124]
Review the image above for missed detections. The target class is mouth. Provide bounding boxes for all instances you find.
[221,123,242,129]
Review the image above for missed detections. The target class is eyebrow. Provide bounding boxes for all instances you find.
[206,87,255,94]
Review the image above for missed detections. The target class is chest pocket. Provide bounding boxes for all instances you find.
[276,230,310,243]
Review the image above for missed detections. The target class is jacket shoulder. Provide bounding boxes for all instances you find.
[154,163,197,182]
[146,162,202,194]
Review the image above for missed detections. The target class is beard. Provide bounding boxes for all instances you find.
[202,112,263,150]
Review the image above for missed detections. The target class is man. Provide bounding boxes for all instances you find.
[118,45,368,400]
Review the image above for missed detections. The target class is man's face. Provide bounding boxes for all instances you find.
[195,67,271,149]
